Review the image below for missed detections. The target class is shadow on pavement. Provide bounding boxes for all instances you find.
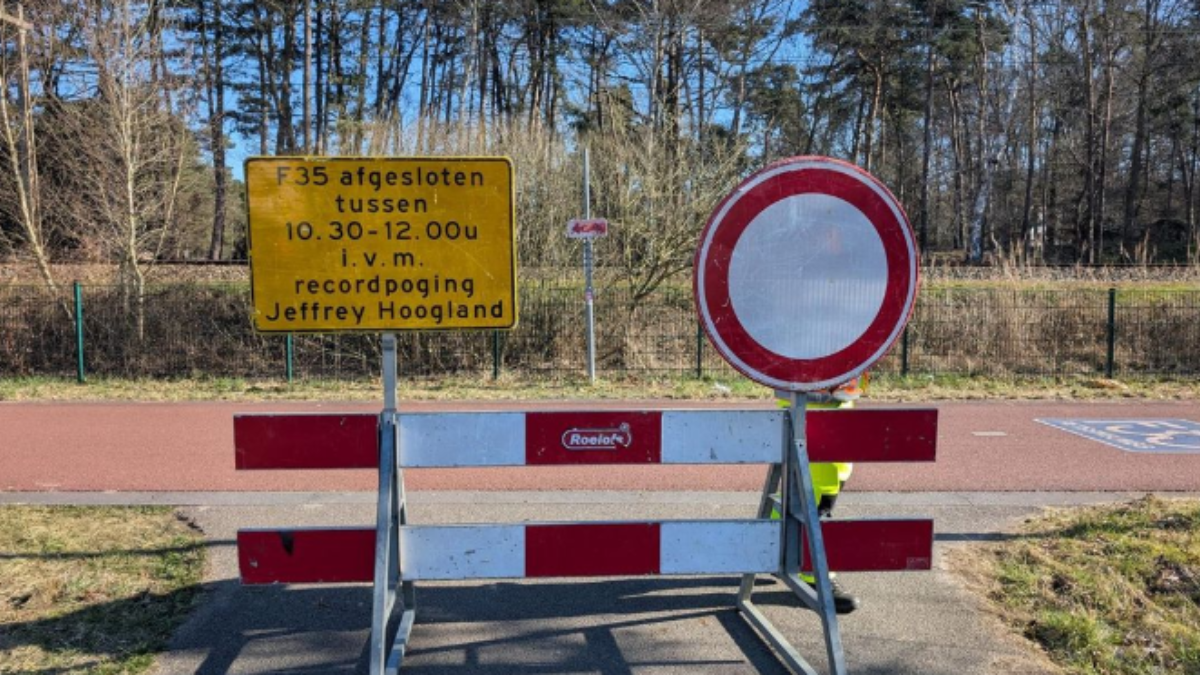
[165,576,798,674]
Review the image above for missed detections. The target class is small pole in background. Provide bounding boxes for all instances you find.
[382,332,398,411]
[695,323,704,378]
[1105,287,1116,378]
[583,146,596,384]
[492,330,501,380]
[900,325,910,377]
[286,333,295,384]
[73,281,85,384]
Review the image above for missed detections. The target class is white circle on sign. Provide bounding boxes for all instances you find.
[728,193,888,359]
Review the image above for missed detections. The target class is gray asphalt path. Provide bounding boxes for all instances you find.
[72,489,1181,675]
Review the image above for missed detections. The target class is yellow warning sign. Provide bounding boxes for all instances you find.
[245,157,516,332]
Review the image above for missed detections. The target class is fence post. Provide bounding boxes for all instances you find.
[492,331,501,380]
[73,281,85,384]
[695,323,704,378]
[900,325,910,377]
[1105,287,1116,378]
[285,333,295,383]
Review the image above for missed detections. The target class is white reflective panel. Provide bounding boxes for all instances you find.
[728,193,888,359]
[660,520,779,574]
[660,410,782,464]
[399,413,525,467]
[400,525,525,580]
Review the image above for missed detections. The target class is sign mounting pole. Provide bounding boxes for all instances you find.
[786,390,846,673]
[583,146,596,383]
[382,333,397,411]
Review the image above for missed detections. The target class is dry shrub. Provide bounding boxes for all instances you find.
[79,283,277,378]
[2,279,1198,381]
[0,285,76,375]
[1117,292,1200,374]
[905,287,1111,376]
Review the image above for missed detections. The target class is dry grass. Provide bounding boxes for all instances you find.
[0,506,205,674]
[2,275,1197,381]
[1,373,1197,403]
[871,374,1200,402]
[954,497,1200,675]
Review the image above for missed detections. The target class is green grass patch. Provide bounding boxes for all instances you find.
[960,496,1200,675]
[0,506,206,674]
[1,373,1197,403]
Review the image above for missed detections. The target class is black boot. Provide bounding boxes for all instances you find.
[807,577,860,615]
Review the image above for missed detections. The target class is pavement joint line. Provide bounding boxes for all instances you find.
[1,490,1197,507]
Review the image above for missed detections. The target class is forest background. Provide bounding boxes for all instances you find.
[1,0,1199,377]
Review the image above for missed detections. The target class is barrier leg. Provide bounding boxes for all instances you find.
[736,393,847,675]
[372,333,417,675]
[370,412,400,675]
[783,393,847,674]
[387,430,416,674]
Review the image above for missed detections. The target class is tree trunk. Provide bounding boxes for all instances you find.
[863,60,883,173]
[417,9,430,150]
[949,83,967,250]
[256,31,268,155]
[850,87,867,165]
[1096,29,1116,263]
[967,1,1026,264]
[1080,0,1097,263]
[1122,0,1156,248]
[919,36,935,253]
[274,6,298,153]
[314,1,325,153]
[201,0,227,260]
[1019,4,1037,263]
[350,7,371,152]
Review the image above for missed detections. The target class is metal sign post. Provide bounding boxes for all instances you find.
[567,151,608,384]
[583,147,596,383]
[736,391,846,675]
[783,392,846,672]
[370,333,416,675]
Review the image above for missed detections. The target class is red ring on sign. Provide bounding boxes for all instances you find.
[694,157,916,389]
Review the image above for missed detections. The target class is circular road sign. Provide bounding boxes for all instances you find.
[694,156,918,392]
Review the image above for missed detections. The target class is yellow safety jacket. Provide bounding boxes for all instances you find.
[778,396,854,501]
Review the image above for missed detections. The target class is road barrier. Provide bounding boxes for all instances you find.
[234,398,938,673]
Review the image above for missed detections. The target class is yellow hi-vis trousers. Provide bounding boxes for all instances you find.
[772,399,854,583]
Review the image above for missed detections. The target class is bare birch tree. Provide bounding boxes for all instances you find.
[0,4,69,316]
[57,0,192,337]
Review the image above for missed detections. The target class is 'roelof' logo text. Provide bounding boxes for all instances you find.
[561,423,632,451]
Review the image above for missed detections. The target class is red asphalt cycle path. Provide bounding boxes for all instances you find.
[2,399,1198,493]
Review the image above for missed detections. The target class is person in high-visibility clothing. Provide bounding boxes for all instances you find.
[774,376,865,614]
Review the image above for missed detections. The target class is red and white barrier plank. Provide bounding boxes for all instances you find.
[235,409,937,469]
[235,408,936,592]
[239,519,933,585]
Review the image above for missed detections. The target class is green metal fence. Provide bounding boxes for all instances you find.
[1,281,1197,381]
